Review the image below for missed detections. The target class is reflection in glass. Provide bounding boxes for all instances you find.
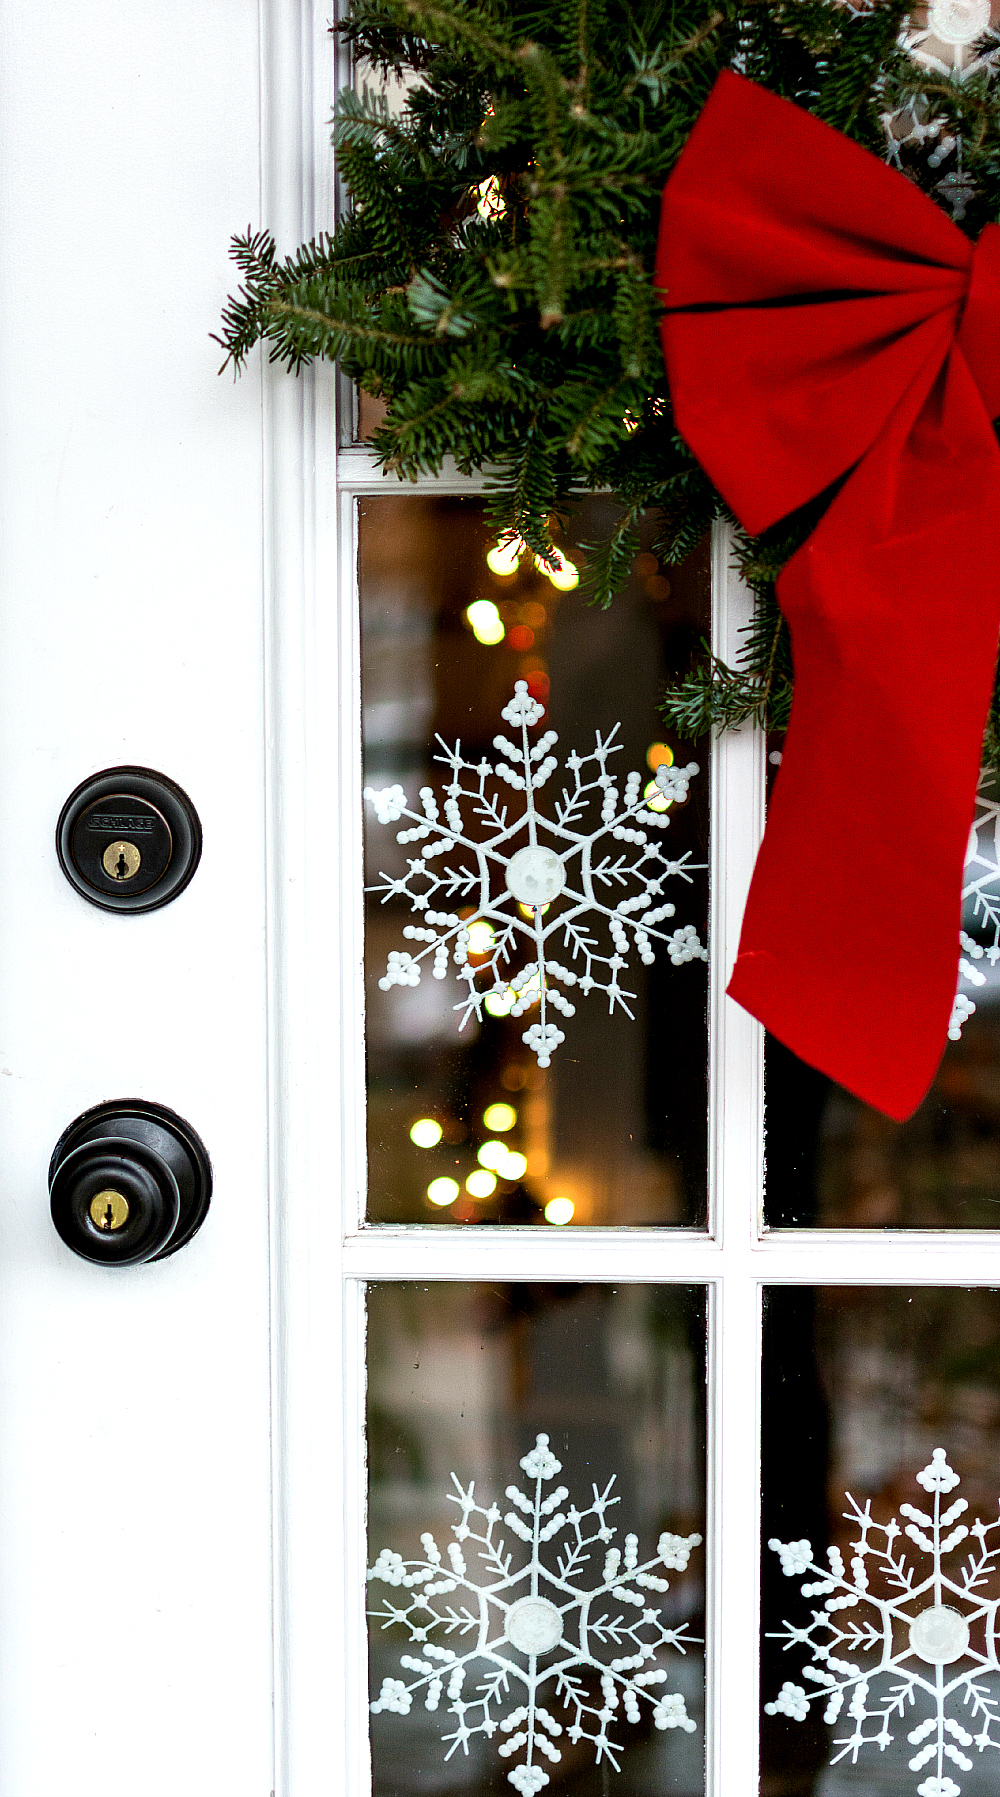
[368,1282,706,1796]
[762,1286,1000,1795]
[765,1021,1000,1227]
[765,775,1000,1227]
[361,498,710,1226]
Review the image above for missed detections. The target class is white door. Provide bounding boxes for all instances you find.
[0,6,293,1792]
[12,9,1000,1797]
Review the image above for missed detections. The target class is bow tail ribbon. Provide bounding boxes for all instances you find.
[657,72,1000,1120]
[732,348,1000,1116]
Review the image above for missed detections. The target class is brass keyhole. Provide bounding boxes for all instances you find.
[102,839,141,881]
[89,1189,130,1231]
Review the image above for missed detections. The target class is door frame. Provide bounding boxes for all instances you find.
[264,7,1000,1792]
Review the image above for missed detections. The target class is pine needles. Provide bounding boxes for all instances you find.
[217,0,1000,756]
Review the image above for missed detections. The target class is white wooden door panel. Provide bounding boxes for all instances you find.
[0,5,274,1792]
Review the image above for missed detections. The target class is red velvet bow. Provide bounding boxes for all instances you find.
[656,70,1000,1121]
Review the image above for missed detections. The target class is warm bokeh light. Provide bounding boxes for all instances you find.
[517,901,550,920]
[466,1169,497,1198]
[478,1140,508,1171]
[466,918,496,956]
[485,989,515,1017]
[466,598,506,644]
[476,175,506,221]
[644,778,671,814]
[538,551,579,592]
[427,1177,460,1206]
[410,1117,443,1148]
[483,1102,517,1132]
[646,742,675,773]
[544,1196,575,1225]
[486,539,523,578]
[502,1150,528,1179]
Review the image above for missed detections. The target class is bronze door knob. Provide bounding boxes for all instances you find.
[49,1099,211,1265]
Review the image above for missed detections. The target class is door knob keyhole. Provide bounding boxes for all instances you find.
[90,1188,129,1231]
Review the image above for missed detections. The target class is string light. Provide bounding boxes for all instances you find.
[486,538,579,591]
[466,919,496,955]
[477,1140,529,1179]
[483,1103,517,1131]
[486,540,522,578]
[466,1169,497,1198]
[646,742,674,772]
[466,599,505,644]
[544,1196,575,1225]
[644,778,671,814]
[478,1140,508,1171]
[534,550,579,591]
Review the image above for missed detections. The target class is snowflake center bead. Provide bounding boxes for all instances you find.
[908,1603,970,1665]
[505,845,566,907]
[505,1594,564,1655]
[928,0,991,44]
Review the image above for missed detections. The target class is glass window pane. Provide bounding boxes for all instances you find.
[367,1281,707,1795]
[764,1021,1000,1227]
[361,497,710,1226]
[762,1285,1000,1794]
[764,772,1000,1228]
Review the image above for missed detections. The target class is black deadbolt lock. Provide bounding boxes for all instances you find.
[49,1099,212,1266]
[56,766,202,912]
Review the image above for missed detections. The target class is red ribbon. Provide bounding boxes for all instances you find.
[656,70,1000,1121]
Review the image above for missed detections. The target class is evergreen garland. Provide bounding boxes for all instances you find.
[217,1,1000,752]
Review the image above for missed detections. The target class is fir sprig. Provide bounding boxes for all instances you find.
[218,0,1000,760]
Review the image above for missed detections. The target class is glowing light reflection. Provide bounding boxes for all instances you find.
[486,540,522,578]
[644,778,671,814]
[466,919,496,955]
[466,599,506,644]
[544,1196,575,1225]
[466,1169,498,1198]
[483,1103,517,1132]
[427,1177,460,1207]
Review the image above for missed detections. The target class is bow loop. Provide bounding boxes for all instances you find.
[959,222,1000,417]
[656,73,1000,1119]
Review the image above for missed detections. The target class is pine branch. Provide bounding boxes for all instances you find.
[218,0,1000,735]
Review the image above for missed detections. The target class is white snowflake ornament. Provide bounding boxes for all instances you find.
[365,683,706,1067]
[889,5,1000,219]
[948,770,1000,1041]
[368,1431,702,1789]
[766,1449,1000,1795]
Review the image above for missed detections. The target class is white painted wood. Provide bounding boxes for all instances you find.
[709,1276,762,1797]
[0,3,275,1792]
[256,5,350,1796]
[710,521,766,1244]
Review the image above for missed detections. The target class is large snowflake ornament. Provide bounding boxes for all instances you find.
[767,1449,1000,1796]
[950,772,1000,1041]
[365,682,706,1067]
[369,1432,702,1792]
